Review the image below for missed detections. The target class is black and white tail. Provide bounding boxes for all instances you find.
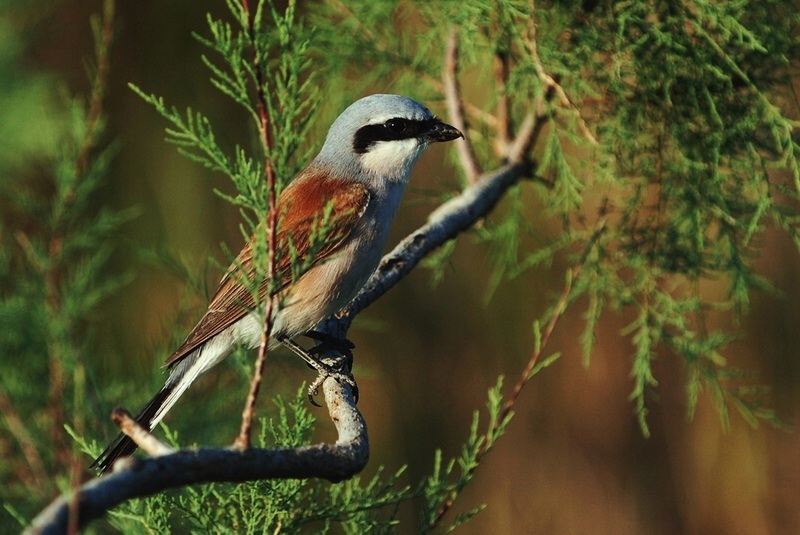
[91,344,224,474]
[90,384,175,473]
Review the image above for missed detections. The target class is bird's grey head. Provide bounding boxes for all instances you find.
[315,94,462,183]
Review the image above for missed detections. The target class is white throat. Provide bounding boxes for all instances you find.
[360,138,427,181]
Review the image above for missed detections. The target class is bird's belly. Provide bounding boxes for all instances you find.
[275,236,382,337]
[234,202,393,346]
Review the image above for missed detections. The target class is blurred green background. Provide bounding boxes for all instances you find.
[3,0,800,533]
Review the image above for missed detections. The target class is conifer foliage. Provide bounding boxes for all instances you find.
[3,0,799,533]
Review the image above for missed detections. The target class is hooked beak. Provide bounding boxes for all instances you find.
[424,120,463,143]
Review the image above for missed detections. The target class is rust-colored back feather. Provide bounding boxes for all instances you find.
[163,171,370,368]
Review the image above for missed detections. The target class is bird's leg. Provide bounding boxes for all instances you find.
[304,330,355,357]
[304,331,357,402]
[277,335,358,406]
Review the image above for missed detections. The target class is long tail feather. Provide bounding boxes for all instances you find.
[91,342,225,474]
[90,384,175,474]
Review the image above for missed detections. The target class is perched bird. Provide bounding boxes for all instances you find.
[92,94,462,473]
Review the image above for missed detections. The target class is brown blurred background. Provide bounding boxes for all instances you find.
[9,1,800,533]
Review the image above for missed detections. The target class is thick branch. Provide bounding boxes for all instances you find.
[25,378,366,535]
[29,155,533,534]
[338,160,533,328]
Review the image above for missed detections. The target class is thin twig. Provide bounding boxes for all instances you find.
[426,218,606,531]
[0,388,47,489]
[328,0,499,131]
[438,83,499,132]
[443,29,481,183]
[526,0,597,146]
[499,266,578,423]
[46,0,118,463]
[66,5,117,533]
[74,0,114,179]
[508,110,540,163]
[493,51,514,157]
[111,409,176,460]
[425,265,579,531]
[234,0,280,450]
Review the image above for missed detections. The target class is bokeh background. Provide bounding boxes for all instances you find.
[3,1,800,533]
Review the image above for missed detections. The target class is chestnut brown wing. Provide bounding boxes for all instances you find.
[163,174,370,368]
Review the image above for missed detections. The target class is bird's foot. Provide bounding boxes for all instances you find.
[305,357,359,407]
[304,330,355,358]
[278,334,359,406]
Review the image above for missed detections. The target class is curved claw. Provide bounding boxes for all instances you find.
[307,393,322,407]
[307,377,323,407]
[278,334,359,406]
[306,368,359,407]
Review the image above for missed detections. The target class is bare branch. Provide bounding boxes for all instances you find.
[338,160,533,328]
[29,156,535,535]
[25,378,366,535]
[110,409,175,461]
[493,51,514,157]
[508,110,540,163]
[526,0,597,146]
[443,29,481,183]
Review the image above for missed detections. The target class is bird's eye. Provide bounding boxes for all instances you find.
[385,119,407,133]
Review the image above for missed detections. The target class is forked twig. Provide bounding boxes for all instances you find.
[328,0,500,131]
[526,0,597,146]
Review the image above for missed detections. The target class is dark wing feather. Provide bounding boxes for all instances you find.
[163,174,370,368]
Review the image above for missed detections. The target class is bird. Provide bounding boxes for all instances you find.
[92,94,463,473]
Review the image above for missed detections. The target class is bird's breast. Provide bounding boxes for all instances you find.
[273,180,405,337]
